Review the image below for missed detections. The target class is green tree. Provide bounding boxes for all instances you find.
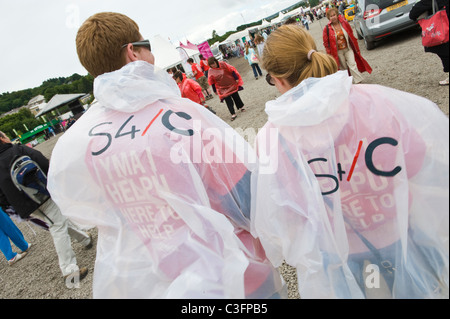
[1,73,94,116]
[0,108,41,138]
[309,0,320,7]
[44,87,57,102]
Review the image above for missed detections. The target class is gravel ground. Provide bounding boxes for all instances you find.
[0,18,448,299]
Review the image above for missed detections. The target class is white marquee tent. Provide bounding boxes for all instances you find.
[221,25,259,45]
[270,11,289,25]
[289,6,311,16]
[223,29,249,43]
[151,35,200,75]
[258,19,271,30]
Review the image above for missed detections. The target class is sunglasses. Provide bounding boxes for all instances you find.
[121,39,151,51]
[266,73,275,86]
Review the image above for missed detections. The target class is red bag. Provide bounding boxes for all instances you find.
[418,1,449,47]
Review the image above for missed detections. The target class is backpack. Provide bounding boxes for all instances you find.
[10,155,50,205]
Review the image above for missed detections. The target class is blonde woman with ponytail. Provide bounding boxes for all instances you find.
[262,25,337,92]
[252,25,449,299]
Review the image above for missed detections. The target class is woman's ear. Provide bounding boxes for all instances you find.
[272,76,292,94]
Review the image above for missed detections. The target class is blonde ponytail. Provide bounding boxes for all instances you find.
[262,25,338,87]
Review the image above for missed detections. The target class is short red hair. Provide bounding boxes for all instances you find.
[76,12,142,77]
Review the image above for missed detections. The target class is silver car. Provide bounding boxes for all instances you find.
[353,0,420,50]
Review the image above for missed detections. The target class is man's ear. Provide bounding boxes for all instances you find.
[0,136,9,144]
[123,44,139,63]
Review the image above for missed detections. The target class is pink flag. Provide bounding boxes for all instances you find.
[197,41,213,59]
[180,40,198,50]
[185,40,198,50]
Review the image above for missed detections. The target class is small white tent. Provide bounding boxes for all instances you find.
[289,6,311,16]
[224,29,249,43]
[151,35,200,75]
[258,19,271,30]
[270,11,288,25]
[223,25,258,44]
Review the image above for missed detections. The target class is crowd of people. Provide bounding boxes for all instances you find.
[1,1,448,299]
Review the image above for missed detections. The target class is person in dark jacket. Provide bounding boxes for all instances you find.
[410,0,449,85]
[0,131,92,285]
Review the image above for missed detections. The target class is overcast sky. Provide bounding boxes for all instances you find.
[0,0,300,94]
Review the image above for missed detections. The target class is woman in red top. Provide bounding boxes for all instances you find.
[323,8,372,83]
[199,54,210,77]
[207,57,245,121]
[173,71,204,104]
[173,71,216,114]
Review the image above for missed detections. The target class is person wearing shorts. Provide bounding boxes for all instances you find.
[187,58,213,99]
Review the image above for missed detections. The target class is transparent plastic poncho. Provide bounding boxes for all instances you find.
[48,61,285,298]
[252,71,449,298]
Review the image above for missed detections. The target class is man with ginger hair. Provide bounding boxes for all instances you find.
[47,12,285,299]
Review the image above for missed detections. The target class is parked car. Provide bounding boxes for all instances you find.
[344,5,356,21]
[211,45,225,61]
[353,0,420,50]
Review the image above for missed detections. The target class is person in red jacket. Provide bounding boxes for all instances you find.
[173,71,216,114]
[187,58,213,100]
[207,57,245,121]
[323,8,372,83]
[199,54,210,77]
[174,71,205,104]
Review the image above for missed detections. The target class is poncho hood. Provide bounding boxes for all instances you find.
[93,61,181,113]
[265,71,352,126]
